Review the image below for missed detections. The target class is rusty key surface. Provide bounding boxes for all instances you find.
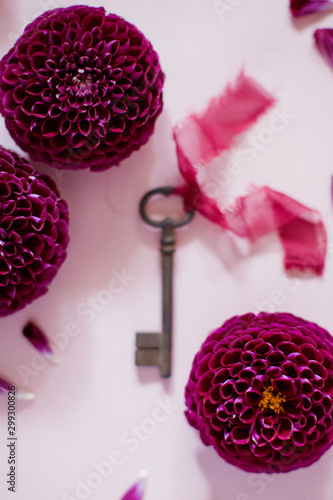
[135,187,195,377]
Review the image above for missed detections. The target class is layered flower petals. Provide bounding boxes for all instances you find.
[185,312,333,473]
[0,147,69,315]
[0,6,165,171]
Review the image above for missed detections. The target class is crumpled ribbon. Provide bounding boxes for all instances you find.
[173,74,326,275]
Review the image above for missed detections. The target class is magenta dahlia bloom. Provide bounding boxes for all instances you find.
[185,312,333,473]
[0,5,165,171]
[0,147,69,315]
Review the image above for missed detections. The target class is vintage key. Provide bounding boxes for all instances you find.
[135,187,195,377]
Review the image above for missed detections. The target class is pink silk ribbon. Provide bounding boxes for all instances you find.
[173,74,326,275]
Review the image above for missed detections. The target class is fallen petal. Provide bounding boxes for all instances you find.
[290,0,333,17]
[314,29,333,69]
[121,473,147,500]
[22,321,57,362]
[16,388,35,400]
[0,376,34,400]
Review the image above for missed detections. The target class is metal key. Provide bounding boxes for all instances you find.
[135,186,195,377]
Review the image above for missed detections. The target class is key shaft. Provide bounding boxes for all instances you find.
[160,225,175,377]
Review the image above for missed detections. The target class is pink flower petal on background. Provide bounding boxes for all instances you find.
[121,475,146,500]
[314,29,333,68]
[0,376,34,400]
[173,74,327,275]
[23,321,57,362]
[290,0,333,17]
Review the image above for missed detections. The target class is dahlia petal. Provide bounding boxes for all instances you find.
[290,0,333,16]
[78,119,92,136]
[60,120,71,135]
[42,119,59,138]
[49,105,61,118]
[314,29,333,69]
[30,53,48,72]
[25,83,42,96]
[239,406,256,424]
[261,427,276,442]
[49,135,67,152]
[293,430,307,446]
[314,404,326,422]
[270,437,285,451]
[71,133,86,148]
[244,389,262,406]
[22,321,57,362]
[0,376,34,400]
[235,379,249,394]
[252,443,271,458]
[322,396,333,414]
[83,12,105,31]
[273,376,297,397]
[231,427,251,445]
[31,102,49,118]
[197,372,214,395]
[301,379,315,396]
[277,418,293,440]
[121,474,146,500]
[282,360,299,379]
[3,70,18,85]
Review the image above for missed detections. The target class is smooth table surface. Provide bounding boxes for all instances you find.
[0,1,333,499]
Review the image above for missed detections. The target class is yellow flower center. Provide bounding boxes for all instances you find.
[259,382,285,414]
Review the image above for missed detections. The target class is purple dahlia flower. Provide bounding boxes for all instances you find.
[0,147,69,315]
[185,312,333,473]
[0,5,165,171]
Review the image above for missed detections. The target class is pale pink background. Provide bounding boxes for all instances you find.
[0,0,333,499]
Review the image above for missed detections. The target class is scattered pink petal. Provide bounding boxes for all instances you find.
[0,376,13,395]
[173,73,327,275]
[314,29,333,68]
[0,376,34,400]
[290,0,333,17]
[22,322,57,362]
[121,474,146,500]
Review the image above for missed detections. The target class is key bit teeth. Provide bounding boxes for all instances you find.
[135,348,160,367]
[136,332,161,349]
